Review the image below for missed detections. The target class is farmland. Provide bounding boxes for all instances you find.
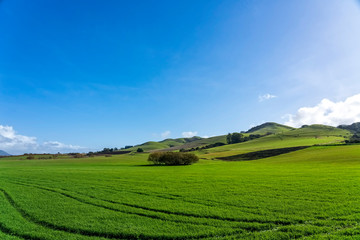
[1,142,360,239]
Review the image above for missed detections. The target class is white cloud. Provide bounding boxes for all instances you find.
[0,124,85,155]
[182,131,198,138]
[41,141,83,152]
[160,130,171,139]
[259,94,277,102]
[285,93,360,127]
[0,125,38,153]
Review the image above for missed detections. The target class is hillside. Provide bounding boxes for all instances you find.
[246,122,295,135]
[127,136,203,152]
[153,135,227,152]
[121,122,353,153]
[200,124,351,159]
[338,122,360,133]
[0,150,10,156]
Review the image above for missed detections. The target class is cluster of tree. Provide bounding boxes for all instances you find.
[148,152,199,165]
[97,148,118,154]
[179,142,226,152]
[345,134,360,144]
[226,133,268,144]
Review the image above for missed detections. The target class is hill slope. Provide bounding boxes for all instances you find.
[121,122,353,153]
[338,122,360,133]
[127,136,203,152]
[200,124,351,159]
[246,122,295,135]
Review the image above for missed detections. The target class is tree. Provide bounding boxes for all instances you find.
[227,132,244,144]
[137,148,144,153]
[148,152,199,165]
[231,132,243,143]
[226,133,232,144]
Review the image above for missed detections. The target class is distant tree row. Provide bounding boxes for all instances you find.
[345,134,360,144]
[180,142,225,152]
[226,132,270,144]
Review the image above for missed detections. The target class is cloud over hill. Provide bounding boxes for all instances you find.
[285,94,360,127]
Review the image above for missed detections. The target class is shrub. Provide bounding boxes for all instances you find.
[73,153,86,158]
[26,155,35,160]
[137,148,144,153]
[148,152,199,165]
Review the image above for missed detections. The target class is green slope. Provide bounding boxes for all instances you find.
[122,123,352,153]
[156,135,227,152]
[127,136,203,152]
[200,124,351,159]
[246,122,295,135]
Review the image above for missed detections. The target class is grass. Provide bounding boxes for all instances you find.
[0,142,360,239]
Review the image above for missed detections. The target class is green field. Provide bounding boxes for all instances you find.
[1,142,360,239]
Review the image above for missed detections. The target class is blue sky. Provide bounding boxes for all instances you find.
[1,0,360,154]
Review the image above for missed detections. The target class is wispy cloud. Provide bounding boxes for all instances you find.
[182,131,198,138]
[284,93,360,127]
[259,94,277,102]
[0,124,85,155]
[161,130,171,139]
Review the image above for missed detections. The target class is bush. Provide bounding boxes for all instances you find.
[137,148,144,153]
[26,155,35,160]
[148,152,199,165]
[73,153,86,158]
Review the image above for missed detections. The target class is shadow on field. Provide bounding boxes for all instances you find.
[217,146,309,161]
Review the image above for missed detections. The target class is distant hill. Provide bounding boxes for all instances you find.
[153,135,227,152]
[121,122,354,153]
[338,122,360,133]
[127,136,203,152]
[246,122,295,135]
[0,150,11,156]
[200,124,352,159]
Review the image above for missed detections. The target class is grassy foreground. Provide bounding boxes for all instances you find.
[1,145,360,239]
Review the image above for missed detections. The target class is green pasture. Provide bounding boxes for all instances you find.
[1,143,360,239]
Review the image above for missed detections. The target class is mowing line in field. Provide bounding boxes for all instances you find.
[4,176,277,218]
[5,180,280,235]
[1,187,251,240]
[2,183,275,239]
[7,180,293,229]
[0,192,53,240]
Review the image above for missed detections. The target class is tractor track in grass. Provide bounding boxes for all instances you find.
[0,222,38,240]
[4,176,272,217]
[0,187,254,240]
[7,180,294,227]
[5,181,233,229]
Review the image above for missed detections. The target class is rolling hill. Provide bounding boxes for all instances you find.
[338,122,360,133]
[119,122,354,154]
[199,124,351,159]
[246,122,295,135]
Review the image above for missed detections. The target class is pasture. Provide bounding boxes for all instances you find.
[1,145,360,239]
